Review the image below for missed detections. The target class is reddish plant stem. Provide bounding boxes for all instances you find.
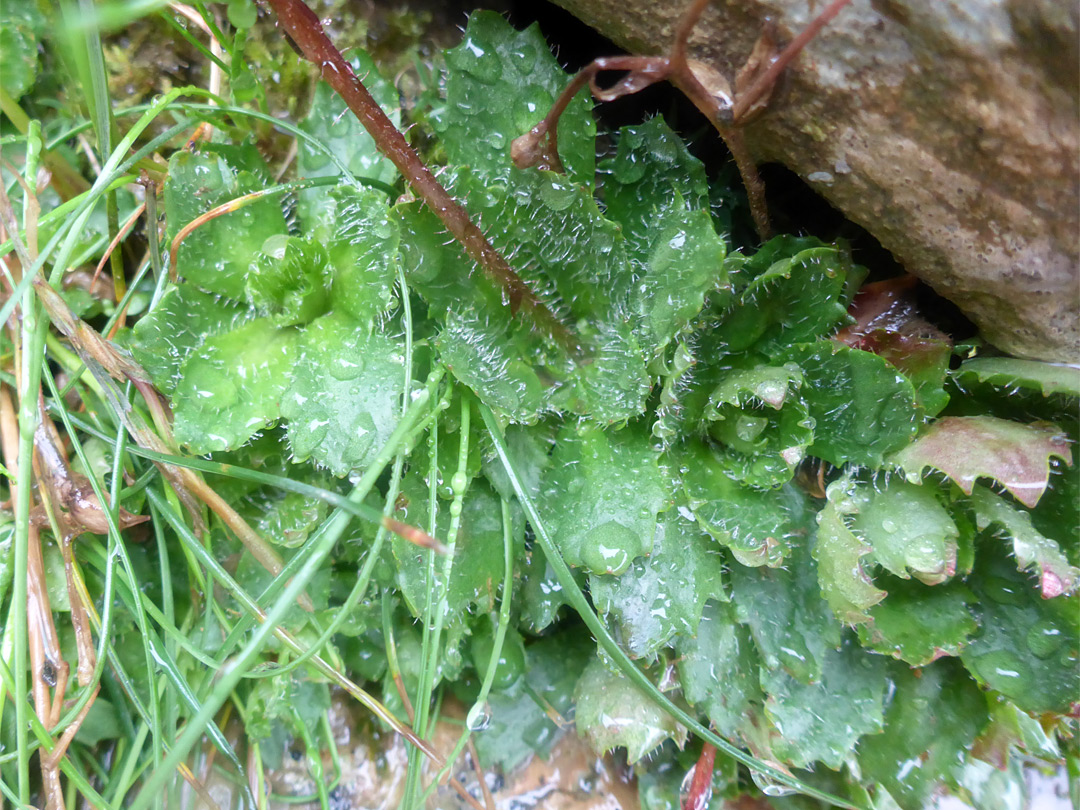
[732,0,853,121]
[683,742,717,810]
[263,0,579,354]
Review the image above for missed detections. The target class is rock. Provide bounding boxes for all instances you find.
[551,0,1079,362]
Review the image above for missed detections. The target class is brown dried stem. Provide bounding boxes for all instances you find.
[263,0,579,354]
[512,0,854,241]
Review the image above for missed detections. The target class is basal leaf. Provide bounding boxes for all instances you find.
[961,540,1079,715]
[516,543,586,634]
[574,656,687,763]
[703,361,814,488]
[859,659,988,810]
[591,507,725,659]
[537,423,667,575]
[676,601,763,739]
[391,477,504,624]
[128,284,257,394]
[969,485,1079,598]
[841,477,959,585]
[790,341,919,468]
[956,357,1080,399]
[247,235,331,326]
[473,631,593,771]
[281,311,405,476]
[172,318,296,453]
[712,239,858,357]
[164,150,287,300]
[296,50,399,225]
[729,539,842,684]
[856,329,952,417]
[399,167,650,422]
[858,577,978,666]
[762,635,888,770]
[814,486,887,625]
[600,118,729,357]
[0,3,43,102]
[893,416,1073,509]
[433,11,594,183]
[678,440,811,567]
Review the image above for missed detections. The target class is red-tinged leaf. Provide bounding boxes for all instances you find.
[893,416,1073,508]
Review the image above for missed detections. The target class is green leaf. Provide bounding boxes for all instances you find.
[729,539,841,684]
[790,341,919,467]
[840,477,960,585]
[0,15,40,102]
[970,485,1079,599]
[281,311,405,476]
[537,423,667,575]
[859,659,989,810]
[858,577,978,665]
[128,284,257,395]
[391,477,504,623]
[677,440,810,567]
[676,601,763,739]
[516,542,586,634]
[433,11,595,183]
[814,486,887,625]
[961,540,1080,715]
[893,416,1073,509]
[247,235,331,326]
[296,49,399,227]
[856,329,952,417]
[164,150,287,300]
[399,167,651,422]
[600,118,729,357]
[473,631,593,771]
[574,655,687,763]
[956,357,1080,398]
[703,361,815,488]
[761,635,889,770]
[172,318,297,453]
[713,239,858,357]
[591,507,725,659]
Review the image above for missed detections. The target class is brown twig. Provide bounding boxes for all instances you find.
[512,0,854,241]
[262,0,580,355]
[683,741,716,810]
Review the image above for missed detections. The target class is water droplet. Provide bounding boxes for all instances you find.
[466,702,492,731]
[1027,620,1065,659]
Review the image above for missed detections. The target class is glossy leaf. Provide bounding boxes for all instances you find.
[814,486,887,625]
[537,423,667,575]
[842,477,959,585]
[172,318,297,453]
[712,239,858,357]
[296,50,399,226]
[677,601,763,739]
[761,635,889,770]
[0,1,44,102]
[591,507,725,659]
[600,118,729,357]
[791,341,919,468]
[281,311,405,476]
[960,542,1080,715]
[391,477,504,623]
[247,235,331,326]
[433,11,595,183]
[128,283,257,395]
[893,415,1073,508]
[970,485,1079,598]
[677,440,811,567]
[859,660,988,810]
[574,656,687,763]
[164,150,287,300]
[858,578,978,666]
[956,357,1080,399]
[730,539,841,684]
[703,362,815,488]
